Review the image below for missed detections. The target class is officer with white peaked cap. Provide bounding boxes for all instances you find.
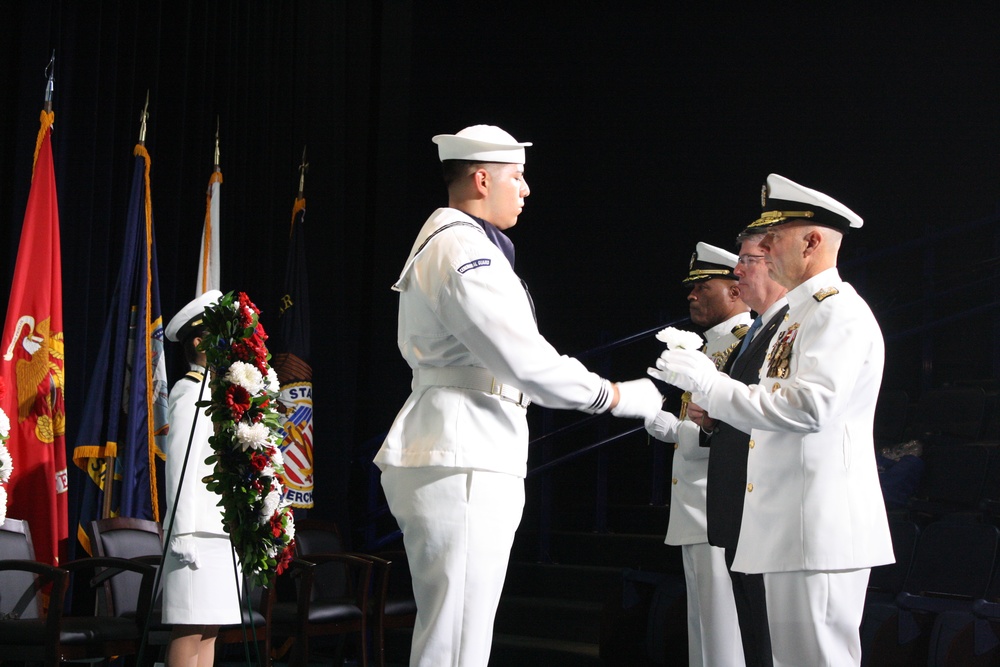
[161,289,241,667]
[683,241,742,284]
[651,175,893,666]
[165,289,222,342]
[375,125,664,667]
[647,241,750,667]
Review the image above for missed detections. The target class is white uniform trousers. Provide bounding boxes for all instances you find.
[681,542,746,667]
[381,466,525,667]
[763,568,871,667]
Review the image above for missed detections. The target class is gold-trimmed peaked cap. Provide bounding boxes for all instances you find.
[165,289,222,342]
[747,173,863,233]
[683,242,739,284]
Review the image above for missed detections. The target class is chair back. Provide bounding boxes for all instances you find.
[293,519,351,601]
[0,518,44,620]
[906,386,987,446]
[0,517,36,560]
[874,388,909,446]
[88,517,164,618]
[868,519,919,596]
[904,521,999,599]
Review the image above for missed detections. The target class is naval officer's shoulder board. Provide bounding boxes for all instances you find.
[813,287,839,302]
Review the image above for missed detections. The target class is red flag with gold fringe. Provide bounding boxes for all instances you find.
[0,110,68,567]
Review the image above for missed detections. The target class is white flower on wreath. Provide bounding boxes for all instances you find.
[0,407,10,438]
[236,422,271,451]
[266,367,280,394]
[0,443,12,484]
[260,487,282,524]
[270,447,284,469]
[283,513,296,542]
[225,361,266,395]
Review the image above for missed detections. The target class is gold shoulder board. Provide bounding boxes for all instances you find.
[813,287,840,302]
[732,323,750,339]
[184,370,205,383]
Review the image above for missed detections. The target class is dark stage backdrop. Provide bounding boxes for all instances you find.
[3,2,1000,541]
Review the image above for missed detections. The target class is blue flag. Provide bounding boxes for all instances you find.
[72,144,167,551]
[272,196,314,509]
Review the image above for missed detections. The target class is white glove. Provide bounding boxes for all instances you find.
[647,348,721,395]
[610,379,663,421]
[169,534,200,568]
[645,410,680,442]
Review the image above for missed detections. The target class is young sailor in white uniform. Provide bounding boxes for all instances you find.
[375,124,664,667]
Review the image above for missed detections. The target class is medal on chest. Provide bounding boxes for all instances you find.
[766,322,799,380]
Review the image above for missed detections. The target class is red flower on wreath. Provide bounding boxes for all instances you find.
[225,385,252,421]
[231,340,253,362]
[269,512,284,538]
[276,541,295,575]
[238,292,261,328]
[250,452,269,472]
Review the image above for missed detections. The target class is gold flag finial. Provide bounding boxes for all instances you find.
[297,145,309,198]
[138,91,150,145]
[43,51,55,112]
[213,116,221,171]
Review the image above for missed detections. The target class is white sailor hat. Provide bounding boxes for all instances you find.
[683,242,739,284]
[165,290,222,342]
[432,125,532,164]
[746,173,863,233]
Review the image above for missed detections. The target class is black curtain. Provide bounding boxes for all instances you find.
[5,2,1000,553]
[1,0,415,545]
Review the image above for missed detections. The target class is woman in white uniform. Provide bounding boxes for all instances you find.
[162,290,241,667]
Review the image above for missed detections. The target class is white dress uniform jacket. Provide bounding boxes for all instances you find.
[161,367,241,625]
[692,268,894,574]
[163,369,226,538]
[663,312,751,546]
[374,207,614,477]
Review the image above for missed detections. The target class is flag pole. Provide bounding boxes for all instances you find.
[101,94,152,520]
[33,54,56,174]
[43,51,54,113]
[214,117,221,172]
[297,145,308,198]
[138,91,149,146]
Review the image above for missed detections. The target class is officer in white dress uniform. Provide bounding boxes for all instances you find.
[651,175,894,667]
[646,242,750,667]
[162,290,241,667]
[374,124,664,667]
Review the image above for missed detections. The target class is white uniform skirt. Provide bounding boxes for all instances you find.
[161,533,243,625]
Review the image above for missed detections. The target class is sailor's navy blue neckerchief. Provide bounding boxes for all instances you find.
[468,214,516,268]
[468,214,536,324]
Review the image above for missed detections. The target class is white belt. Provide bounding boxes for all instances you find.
[414,367,530,408]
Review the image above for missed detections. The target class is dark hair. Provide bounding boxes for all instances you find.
[441,159,510,188]
[441,159,482,187]
[181,330,209,365]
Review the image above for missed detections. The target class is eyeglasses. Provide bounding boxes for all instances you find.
[737,254,766,266]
